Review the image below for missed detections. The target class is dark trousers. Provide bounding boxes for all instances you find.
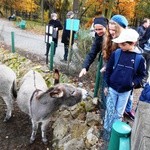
[63,44,69,61]
[143,51,150,80]
[63,44,73,61]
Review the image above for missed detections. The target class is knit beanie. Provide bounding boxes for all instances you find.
[94,17,108,28]
[111,15,128,28]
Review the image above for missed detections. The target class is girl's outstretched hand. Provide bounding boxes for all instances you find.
[79,68,87,77]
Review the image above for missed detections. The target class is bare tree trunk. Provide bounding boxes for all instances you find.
[102,0,116,19]
[41,0,44,25]
[102,0,107,17]
[106,0,116,19]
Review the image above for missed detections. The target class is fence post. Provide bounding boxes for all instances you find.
[108,120,131,150]
[11,31,15,53]
[49,41,54,71]
[94,53,103,97]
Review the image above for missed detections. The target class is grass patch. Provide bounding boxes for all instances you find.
[26,20,45,34]
[14,19,46,35]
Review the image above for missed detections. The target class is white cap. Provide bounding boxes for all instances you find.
[112,28,139,43]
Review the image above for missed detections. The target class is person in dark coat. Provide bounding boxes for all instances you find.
[137,18,149,40]
[8,13,16,21]
[139,25,150,49]
[139,26,150,80]
[61,11,75,61]
[139,77,150,103]
[79,16,108,77]
[45,13,63,56]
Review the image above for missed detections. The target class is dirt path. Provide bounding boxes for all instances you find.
[0,98,54,150]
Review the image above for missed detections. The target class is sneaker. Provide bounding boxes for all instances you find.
[124,110,135,120]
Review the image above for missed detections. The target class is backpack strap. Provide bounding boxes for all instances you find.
[113,48,141,72]
[134,54,142,72]
[113,48,121,69]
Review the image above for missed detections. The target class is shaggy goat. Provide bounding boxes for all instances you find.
[0,64,17,122]
[17,70,87,144]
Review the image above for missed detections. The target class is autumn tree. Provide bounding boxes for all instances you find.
[134,0,150,25]
[0,0,149,27]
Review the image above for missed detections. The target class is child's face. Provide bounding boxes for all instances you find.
[118,42,135,51]
[109,24,116,38]
[94,24,107,36]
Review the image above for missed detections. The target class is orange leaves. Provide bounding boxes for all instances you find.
[1,0,39,13]
[113,0,136,20]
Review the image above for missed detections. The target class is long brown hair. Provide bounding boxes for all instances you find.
[102,21,122,61]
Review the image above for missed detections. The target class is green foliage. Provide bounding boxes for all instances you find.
[135,0,150,19]
[71,29,98,79]
[16,20,45,34]
[76,29,93,58]
[0,48,70,88]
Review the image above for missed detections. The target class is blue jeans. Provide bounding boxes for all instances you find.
[125,93,133,112]
[104,87,131,132]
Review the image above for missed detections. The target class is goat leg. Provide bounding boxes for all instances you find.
[30,120,38,143]
[41,130,48,144]
[30,130,37,144]
[3,96,13,122]
[41,120,49,144]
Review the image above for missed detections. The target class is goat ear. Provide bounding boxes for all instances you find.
[49,88,64,98]
[37,87,54,99]
[53,69,60,85]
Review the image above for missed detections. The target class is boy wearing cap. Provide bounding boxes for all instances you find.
[103,15,136,120]
[104,29,146,134]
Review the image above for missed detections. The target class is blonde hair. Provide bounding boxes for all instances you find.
[102,21,123,61]
[109,21,122,38]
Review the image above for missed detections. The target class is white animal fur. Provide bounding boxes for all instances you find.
[0,64,17,122]
[17,70,87,144]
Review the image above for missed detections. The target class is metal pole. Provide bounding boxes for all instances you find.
[49,41,54,71]
[94,53,103,97]
[11,31,15,53]
[67,19,74,71]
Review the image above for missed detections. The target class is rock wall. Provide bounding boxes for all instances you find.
[131,101,150,150]
[51,98,102,150]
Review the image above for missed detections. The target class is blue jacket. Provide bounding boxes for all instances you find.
[137,25,146,40]
[106,47,146,92]
[139,83,150,103]
[139,26,150,49]
[82,34,103,71]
